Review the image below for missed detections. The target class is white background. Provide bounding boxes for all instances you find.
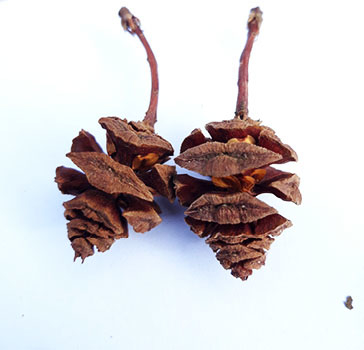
[1,0,363,349]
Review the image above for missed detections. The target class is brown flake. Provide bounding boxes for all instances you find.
[180,128,208,153]
[175,141,282,177]
[67,152,153,202]
[344,296,353,310]
[185,192,277,224]
[55,166,91,195]
[71,130,104,153]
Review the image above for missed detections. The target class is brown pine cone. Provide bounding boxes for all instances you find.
[55,8,175,261]
[174,8,301,281]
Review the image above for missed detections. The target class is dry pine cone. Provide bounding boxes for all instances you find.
[55,8,175,261]
[175,7,301,281]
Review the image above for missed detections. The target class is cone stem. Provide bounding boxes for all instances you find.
[119,7,159,128]
[235,7,263,120]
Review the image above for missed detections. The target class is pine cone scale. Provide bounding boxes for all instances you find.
[185,192,277,224]
[138,164,176,203]
[70,130,104,153]
[99,117,173,166]
[63,190,127,236]
[66,152,154,202]
[180,128,208,153]
[55,166,92,195]
[120,196,162,233]
[175,141,282,177]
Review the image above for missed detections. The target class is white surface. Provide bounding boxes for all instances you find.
[1,0,363,349]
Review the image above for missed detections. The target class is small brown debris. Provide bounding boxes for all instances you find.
[344,296,353,310]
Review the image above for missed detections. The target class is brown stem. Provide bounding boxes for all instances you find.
[235,7,263,120]
[119,7,158,128]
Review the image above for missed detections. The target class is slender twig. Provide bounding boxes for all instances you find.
[119,7,158,128]
[235,7,263,119]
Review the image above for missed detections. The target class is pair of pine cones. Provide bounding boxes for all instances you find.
[55,7,301,282]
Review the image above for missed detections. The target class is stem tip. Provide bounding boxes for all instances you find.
[119,7,141,34]
[247,7,263,34]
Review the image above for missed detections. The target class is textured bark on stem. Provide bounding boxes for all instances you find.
[119,7,159,128]
[235,7,263,120]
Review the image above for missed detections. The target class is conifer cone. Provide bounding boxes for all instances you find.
[55,8,175,262]
[175,7,301,281]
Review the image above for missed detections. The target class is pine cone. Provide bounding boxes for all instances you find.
[174,8,301,281]
[175,121,300,281]
[55,8,175,261]
[56,127,174,261]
